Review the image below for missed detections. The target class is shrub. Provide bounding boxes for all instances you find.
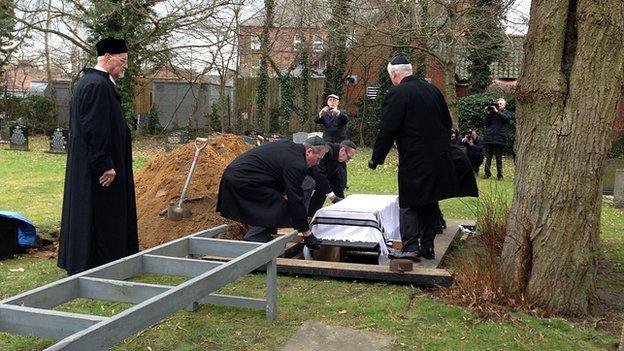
[1,95,58,134]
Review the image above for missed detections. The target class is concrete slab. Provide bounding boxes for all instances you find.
[282,321,394,351]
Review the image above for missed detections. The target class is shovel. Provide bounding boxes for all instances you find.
[166,137,209,221]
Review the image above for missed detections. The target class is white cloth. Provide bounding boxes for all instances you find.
[306,194,401,264]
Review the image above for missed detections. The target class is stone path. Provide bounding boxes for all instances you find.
[282,321,394,351]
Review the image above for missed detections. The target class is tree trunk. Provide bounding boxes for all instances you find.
[443,57,458,128]
[499,0,624,315]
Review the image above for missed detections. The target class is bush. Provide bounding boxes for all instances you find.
[459,90,516,154]
[0,95,58,135]
[347,95,383,147]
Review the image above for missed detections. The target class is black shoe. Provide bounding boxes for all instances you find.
[388,249,421,262]
[483,174,491,179]
[420,247,435,260]
[434,225,443,235]
[303,233,322,250]
[497,175,504,181]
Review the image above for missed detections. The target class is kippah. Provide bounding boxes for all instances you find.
[389,54,411,65]
[96,37,128,56]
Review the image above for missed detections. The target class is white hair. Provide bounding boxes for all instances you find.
[96,55,106,63]
[387,62,413,75]
[497,98,506,104]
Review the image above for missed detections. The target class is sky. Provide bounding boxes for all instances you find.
[505,0,531,35]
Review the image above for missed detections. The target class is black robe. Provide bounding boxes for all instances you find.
[371,75,459,208]
[216,140,310,232]
[307,143,345,216]
[58,68,138,275]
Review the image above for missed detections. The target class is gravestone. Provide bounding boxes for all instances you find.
[47,127,68,154]
[9,125,29,151]
[292,132,310,144]
[164,129,189,152]
[613,169,624,208]
[166,129,190,145]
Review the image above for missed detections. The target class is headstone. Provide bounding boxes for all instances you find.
[308,131,323,139]
[292,132,310,144]
[166,129,190,145]
[613,169,624,208]
[9,125,29,151]
[47,127,68,154]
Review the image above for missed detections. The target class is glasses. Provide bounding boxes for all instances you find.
[111,55,128,65]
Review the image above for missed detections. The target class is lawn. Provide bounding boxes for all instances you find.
[0,136,622,350]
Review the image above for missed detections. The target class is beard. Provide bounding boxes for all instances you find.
[118,69,125,79]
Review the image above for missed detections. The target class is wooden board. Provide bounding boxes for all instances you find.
[273,258,453,286]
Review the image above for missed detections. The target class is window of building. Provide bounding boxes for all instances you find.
[366,85,380,100]
[312,35,323,52]
[250,35,261,51]
[293,34,303,51]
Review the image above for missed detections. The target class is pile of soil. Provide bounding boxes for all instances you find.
[135,134,251,249]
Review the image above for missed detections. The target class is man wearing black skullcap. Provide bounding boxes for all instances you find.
[217,136,328,248]
[368,54,474,261]
[58,37,138,275]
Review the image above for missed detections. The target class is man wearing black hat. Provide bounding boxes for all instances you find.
[58,37,138,275]
[368,54,465,261]
[315,94,349,143]
[307,140,358,216]
[217,136,328,249]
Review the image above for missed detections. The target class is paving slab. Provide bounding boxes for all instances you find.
[282,321,394,351]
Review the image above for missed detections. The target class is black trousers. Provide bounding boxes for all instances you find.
[399,202,439,252]
[484,145,504,177]
[243,226,276,243]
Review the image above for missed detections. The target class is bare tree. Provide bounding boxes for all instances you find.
[500,0,624,315]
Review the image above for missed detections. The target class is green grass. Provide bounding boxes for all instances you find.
[0,137,148,232]
[0,143,622,350]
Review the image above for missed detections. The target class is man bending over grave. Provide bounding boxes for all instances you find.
[307,140,358,216]
[217,136,328,249]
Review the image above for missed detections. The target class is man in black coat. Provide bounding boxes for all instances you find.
[368,54,460,261]
[482,98,510,180]
[307,140,358,216]
[217,137,328,249]
[58,38,138,275]
[461,129,484,174]
[315,94,349,143]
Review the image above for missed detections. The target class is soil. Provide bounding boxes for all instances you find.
[135,134,251,249]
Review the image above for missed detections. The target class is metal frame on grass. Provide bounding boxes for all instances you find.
[0,225,297,350]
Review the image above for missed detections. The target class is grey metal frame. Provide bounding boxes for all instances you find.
[0,225,297,350]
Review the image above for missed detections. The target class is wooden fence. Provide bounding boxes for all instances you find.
[234,77,326,133]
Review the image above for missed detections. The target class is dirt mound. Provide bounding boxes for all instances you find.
[135,134,251,249]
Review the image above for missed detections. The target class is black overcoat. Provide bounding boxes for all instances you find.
[58,69,138,276]
[216,140,310,232]
[315,109,348,143]
[450,144,479,197]
[309,143,342,195]
[482,110,510,145]
[371,75,459,208]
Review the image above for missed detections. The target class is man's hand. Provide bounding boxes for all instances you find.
[368,160,378,170]
[319,106,329,115]
[99,168,116,187]
[331,195,343,203]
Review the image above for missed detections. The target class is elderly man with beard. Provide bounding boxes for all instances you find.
[58,37,137,275]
